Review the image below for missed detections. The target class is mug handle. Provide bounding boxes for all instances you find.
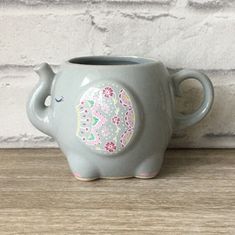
[171,69,214,130]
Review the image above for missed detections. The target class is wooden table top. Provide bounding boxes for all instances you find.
[0,149,234,234]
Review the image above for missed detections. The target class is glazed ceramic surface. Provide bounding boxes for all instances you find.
[27,56,214,181]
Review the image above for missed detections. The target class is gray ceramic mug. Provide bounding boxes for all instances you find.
[27,56,214,181]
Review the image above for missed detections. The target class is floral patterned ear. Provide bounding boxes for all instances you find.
[76,82,137,155]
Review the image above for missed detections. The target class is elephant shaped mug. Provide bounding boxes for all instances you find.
[27,56,214,181]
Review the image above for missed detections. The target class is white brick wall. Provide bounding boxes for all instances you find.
[1,0,235,148]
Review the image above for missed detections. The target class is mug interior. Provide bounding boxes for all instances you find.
[68,56,155,66]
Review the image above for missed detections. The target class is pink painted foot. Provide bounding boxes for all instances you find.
[135,154,164,179]
[73,173,99,181]
[135,171,159,179]
[67,154,100,181]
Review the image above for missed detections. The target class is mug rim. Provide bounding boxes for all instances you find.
[66,55,158,67]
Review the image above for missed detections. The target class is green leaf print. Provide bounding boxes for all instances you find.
[87,100,94,107]
[87,133,95,140]
[92,116,99,126]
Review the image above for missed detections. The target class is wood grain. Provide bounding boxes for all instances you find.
[0,149,234,234]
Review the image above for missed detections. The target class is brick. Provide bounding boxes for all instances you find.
[0,0,88,6]
[170,76,235,148]
[1,10,235,69]
[2,0,173,6]
[170,70,235,148]
[0,13,105,66]
[0,68,56,148]
[188,0,232,8]
[107,0,172,3]
[104,12,235,70]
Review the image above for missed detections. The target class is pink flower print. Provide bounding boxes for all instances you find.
[105,142,116,153]
[103,87,114,98]
[112,116,121,125]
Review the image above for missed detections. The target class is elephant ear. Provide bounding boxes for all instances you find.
[75,81,137,156]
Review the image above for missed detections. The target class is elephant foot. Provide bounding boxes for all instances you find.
[73,173,99,181]
[66,154,100,181]
[135,153,164,179]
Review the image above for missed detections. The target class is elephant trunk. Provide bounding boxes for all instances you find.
[26,63,55,137]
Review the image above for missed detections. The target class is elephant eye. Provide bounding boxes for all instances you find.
[55,96,64,102]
